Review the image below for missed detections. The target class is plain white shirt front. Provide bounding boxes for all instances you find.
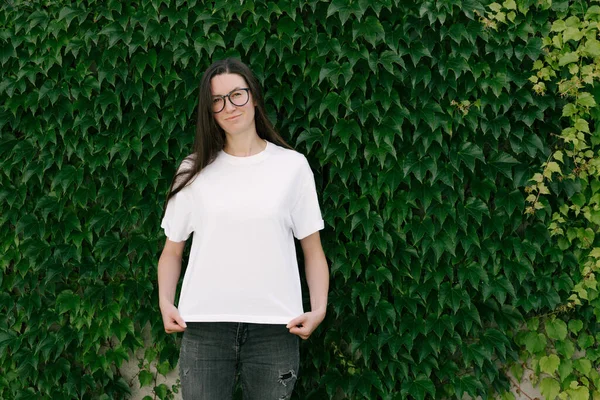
[161,140,325,324]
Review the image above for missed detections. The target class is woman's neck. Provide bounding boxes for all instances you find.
[223,134,267,157]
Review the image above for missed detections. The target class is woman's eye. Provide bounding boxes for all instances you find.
[231,92,241,98]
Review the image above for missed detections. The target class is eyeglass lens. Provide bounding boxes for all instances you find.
[213,89,249,113]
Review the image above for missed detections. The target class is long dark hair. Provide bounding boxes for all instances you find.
[165,58,294,203]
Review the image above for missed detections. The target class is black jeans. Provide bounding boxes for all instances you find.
[179,322,300,400]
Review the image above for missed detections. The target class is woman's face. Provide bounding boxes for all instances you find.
[210,73,256,136]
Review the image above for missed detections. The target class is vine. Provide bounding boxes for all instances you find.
[486,0,600,398]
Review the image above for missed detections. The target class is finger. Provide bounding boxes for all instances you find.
[286,315,306,329]
[166,324,185,333]
[289,326,310,338]
[165,320,185,333]
[174,315,187,328]
[291,329,310,340]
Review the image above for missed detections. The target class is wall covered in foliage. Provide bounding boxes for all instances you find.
[0,0,588,398]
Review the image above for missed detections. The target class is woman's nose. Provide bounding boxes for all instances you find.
[224,97,236,112]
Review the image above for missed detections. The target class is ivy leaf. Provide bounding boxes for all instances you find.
[453,375,483,399]
[489,153,519,179]
[457,142,484,172]
[96,232,125,261]
[545,318,568,340]
[51,165,84,192]
[539,354,560,375]
[296,127,328,154]
[540,377,560,400]
[352,16,385,47]
[206,33,225,57]
[523,331,547,353]
[558,51,579,66]
[326,0,366,25]
[562,103,577,117]
[568,319,583,334]
[577,92,596,108]
[563,27,583,42]
[353,99,380,125]
[583,39,600,57]
[465,197,488,224]
[496,189,524,216]
[56,290,81,315]
[319,62,353,88]
[585,5,600,20]
[378,50,405,74]
[332,119,361,147]
[567,384,589,400]
[457,263,488,290]
[400,375,435,400]
[574,358,592,376]
[519,37,542,61]
[233,27,266,54]
[138,370,153,387]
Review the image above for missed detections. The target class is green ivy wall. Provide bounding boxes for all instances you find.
[0,0,579,399]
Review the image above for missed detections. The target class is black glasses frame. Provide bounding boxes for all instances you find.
[212,88,251,113]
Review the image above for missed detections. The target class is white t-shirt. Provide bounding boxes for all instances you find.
[161,140,324,324]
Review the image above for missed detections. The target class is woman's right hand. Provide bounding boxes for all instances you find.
[160,303,187,333]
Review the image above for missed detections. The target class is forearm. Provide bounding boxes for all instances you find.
[158,252,183,308]
[304,252,329,315]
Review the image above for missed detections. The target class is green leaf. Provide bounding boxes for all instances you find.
[465,197,489,224]
[233,27,266,54]
[562,103,577,117]
[567,384,589,400]
[583,39,600,57]
[154,383,169,400]
[496,189,524,216]
[577,92,596,108]
[352,16,385,47]
[585,5,600,21]
[401,375,435,400]
[56,290,81,315]
[296,127,328,154]
[545,318,568,341]
[332,119,362,147]
[568,319,583,334]
[574,118,590,133]
[454,375,483,399]
[156,361,171,376]
[523,331,547,353]
[574,358,592,376]
[319,62,353,87]
[489,153,519,179]
[556,340,575,358]
[539,354,560,375]
[379,50,405,74]
[206,33,225,56]
[558,51,579,66]
[457,142,484,172]
[326,0,366,25]
[523,37,543,61]
[551,20,566,32]
[540,377,560,400]
[138,370,153,387]
[563,27,583,42]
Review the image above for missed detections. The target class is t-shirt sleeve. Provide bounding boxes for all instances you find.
[161,159,194,242]
[290,157,325,240]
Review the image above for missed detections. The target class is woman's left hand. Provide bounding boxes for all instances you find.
[286,310,326,340]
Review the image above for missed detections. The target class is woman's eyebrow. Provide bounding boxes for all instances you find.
[212,87,242,97]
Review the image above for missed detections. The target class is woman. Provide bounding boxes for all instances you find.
[157,58,329,400]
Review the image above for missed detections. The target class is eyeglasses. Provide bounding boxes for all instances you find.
[212,88,251,113]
